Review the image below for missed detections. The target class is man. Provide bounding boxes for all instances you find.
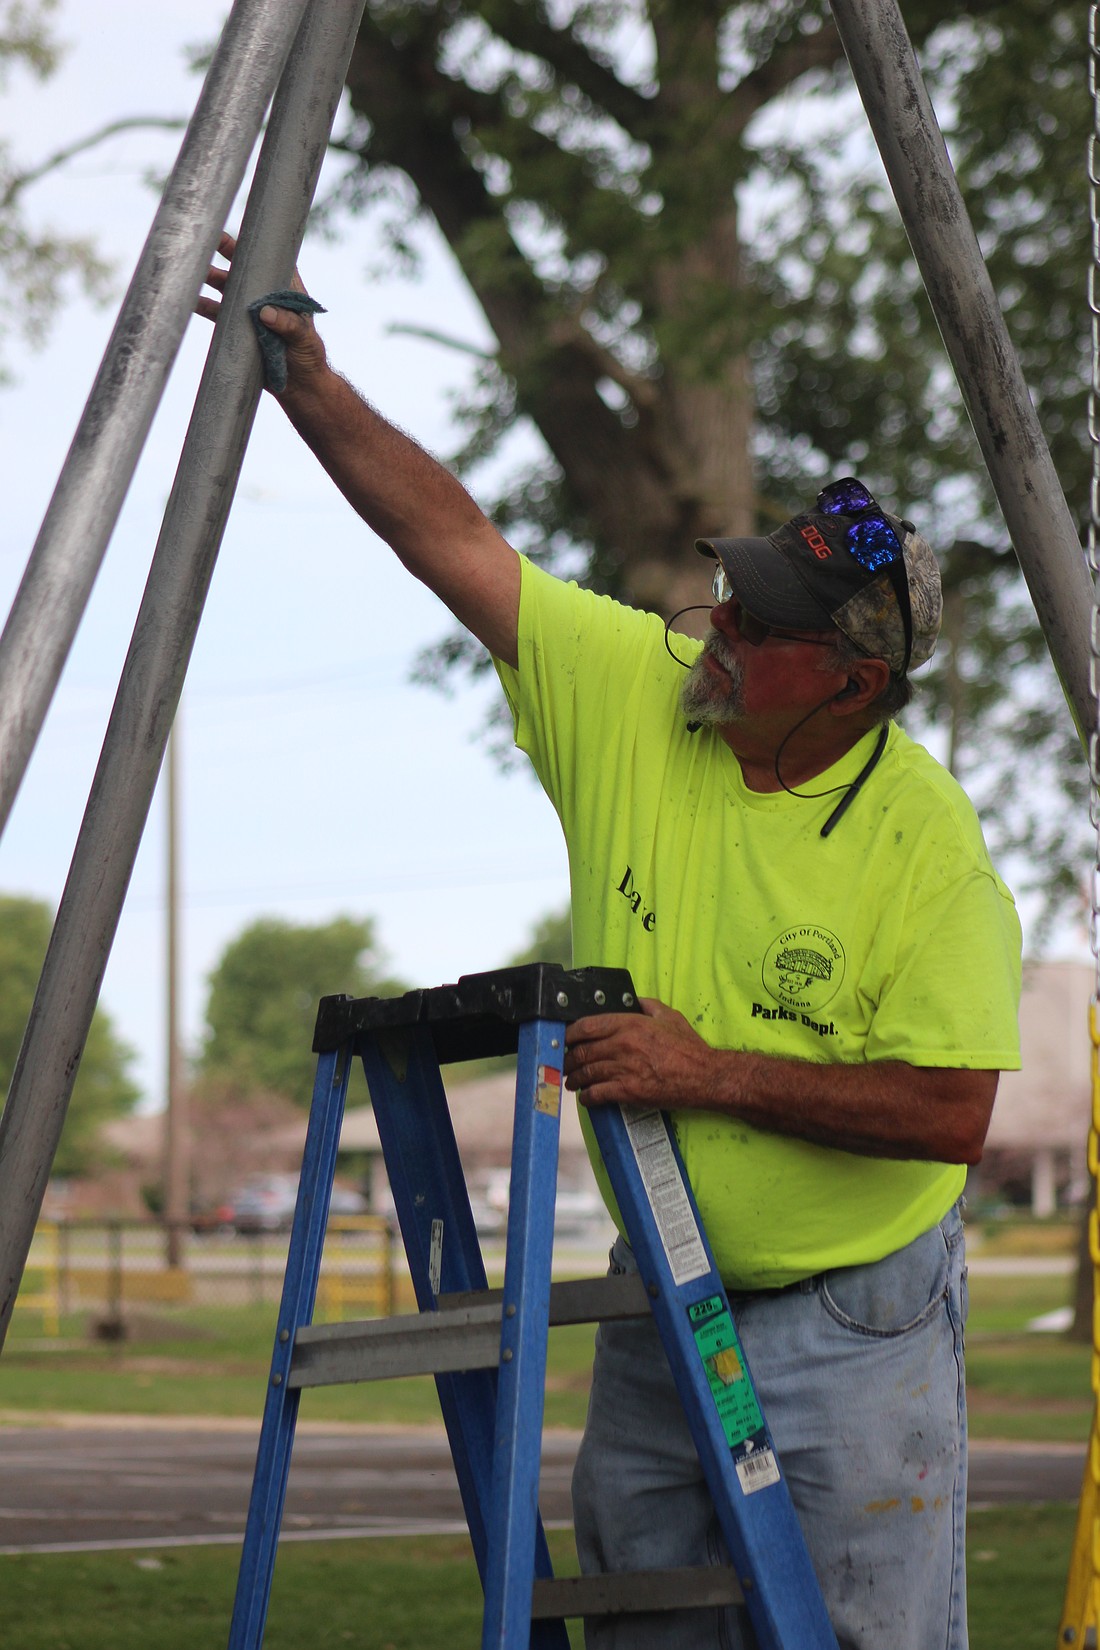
[200,237,1022,1648]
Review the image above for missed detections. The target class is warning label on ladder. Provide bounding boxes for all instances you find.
[689,1293,765,1449]
[622,1109,709,1285]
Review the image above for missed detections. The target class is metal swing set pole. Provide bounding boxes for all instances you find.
[828,3,1100,1636]
[0,0,308,837]
[828,0,1096,749]
[0,0,367,1350]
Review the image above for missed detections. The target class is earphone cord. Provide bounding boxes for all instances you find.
[772,693,857,800]
[663,607,713,668]
[663,609,888,835]
[774,704,890,837]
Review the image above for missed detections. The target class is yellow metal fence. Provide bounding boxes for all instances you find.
[10,1215,398,1330]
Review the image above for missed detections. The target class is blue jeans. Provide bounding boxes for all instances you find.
[572,1205,969,1649]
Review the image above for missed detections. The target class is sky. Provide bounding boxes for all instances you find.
[0,1,574,1112]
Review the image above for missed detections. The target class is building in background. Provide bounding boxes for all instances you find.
[975,959,1093,1216]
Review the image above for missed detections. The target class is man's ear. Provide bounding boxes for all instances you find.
[828,659,891,714]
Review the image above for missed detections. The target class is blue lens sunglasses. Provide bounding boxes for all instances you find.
[816,477,914,676]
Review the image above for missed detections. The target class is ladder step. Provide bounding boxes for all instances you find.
[291,1299,500,1386]
[440,1272,651,1324]
[290,1273,650,1388]
[531,1566,744,1619]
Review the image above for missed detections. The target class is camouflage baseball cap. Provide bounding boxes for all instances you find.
[697,480,942,676]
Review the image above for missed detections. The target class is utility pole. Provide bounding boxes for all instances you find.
[163,717,188,1267]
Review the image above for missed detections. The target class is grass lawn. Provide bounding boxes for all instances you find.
[0,1303,599,1429]
[3,1259,1095,1442]
[965,1272,1093,1443]
[0,1508,1077,1649]
[968,1217,1078,1259]
[967,1504,1079,1647]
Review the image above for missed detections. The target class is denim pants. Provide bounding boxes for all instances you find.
[572,1204,969,1650]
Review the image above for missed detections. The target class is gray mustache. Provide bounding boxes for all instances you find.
[703,632,739,674]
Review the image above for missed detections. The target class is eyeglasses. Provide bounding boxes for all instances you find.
[816,477,913,674]
[711,565,836,648]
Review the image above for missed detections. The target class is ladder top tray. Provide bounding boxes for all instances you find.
[313,963,639,1062]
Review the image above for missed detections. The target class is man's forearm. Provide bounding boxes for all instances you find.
[278,365,479,563]
[276,360,521,663]
[699,1048,995,1164]
[562,1001,998,1165]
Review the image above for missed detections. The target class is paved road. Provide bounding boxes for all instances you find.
[0,1423,1084,1555]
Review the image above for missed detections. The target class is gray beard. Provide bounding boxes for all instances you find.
[680,632,746,726]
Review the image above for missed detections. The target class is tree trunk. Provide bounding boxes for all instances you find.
[343,9,767,625]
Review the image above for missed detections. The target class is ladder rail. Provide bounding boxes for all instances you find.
[480,1019,568,1650]
[228,1041,354,1650]
[589,1104,839,1650]
[359,1024,568,1650]
[359,1025,497,1570]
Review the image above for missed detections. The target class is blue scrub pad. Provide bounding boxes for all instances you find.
[247,290,327,393]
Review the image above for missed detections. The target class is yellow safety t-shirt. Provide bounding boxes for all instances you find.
[494,559,1022,1289]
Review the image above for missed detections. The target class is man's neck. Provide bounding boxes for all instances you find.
[720,722,877,794]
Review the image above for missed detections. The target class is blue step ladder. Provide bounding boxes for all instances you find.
[227,964,838,1650]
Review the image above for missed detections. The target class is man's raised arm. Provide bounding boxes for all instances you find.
[199,235,520,667]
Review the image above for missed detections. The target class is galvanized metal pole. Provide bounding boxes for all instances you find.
[828,0,1097,748]
[163,719,188,1269]
[0,0,369,1348]
[0,0,311,840]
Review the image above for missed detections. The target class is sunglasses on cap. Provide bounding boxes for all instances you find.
[816,477,914,675]
[710,565,837,648]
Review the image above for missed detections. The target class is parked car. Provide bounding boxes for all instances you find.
[189,1200,236,1235]
[231,1174,298,1233]
[473,1171,609,1240]
[231,1172,366,1233]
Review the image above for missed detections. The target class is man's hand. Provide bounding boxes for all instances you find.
[196,232,329,398]
[564,998,719,1108]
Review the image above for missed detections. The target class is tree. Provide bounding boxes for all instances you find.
[182,1080,305,1216]
[317,0,1091,929]
[508,903,572,969]
[0,0,111,379]
[0,894,140,1174]
[436,901,573,1085]
[198,914,407,1105]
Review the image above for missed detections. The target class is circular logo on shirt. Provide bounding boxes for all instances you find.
[762,925,845,1012]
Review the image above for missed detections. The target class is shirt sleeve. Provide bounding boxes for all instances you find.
[493,555,677,835]
[864,854,1023,1071]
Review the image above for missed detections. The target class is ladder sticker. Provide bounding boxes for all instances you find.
[429,1218,443,1297]
[735,1447,781,1497]
[623,1109,709,1283]
[534,1064,562,1118]
[689,1294,765,1450]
